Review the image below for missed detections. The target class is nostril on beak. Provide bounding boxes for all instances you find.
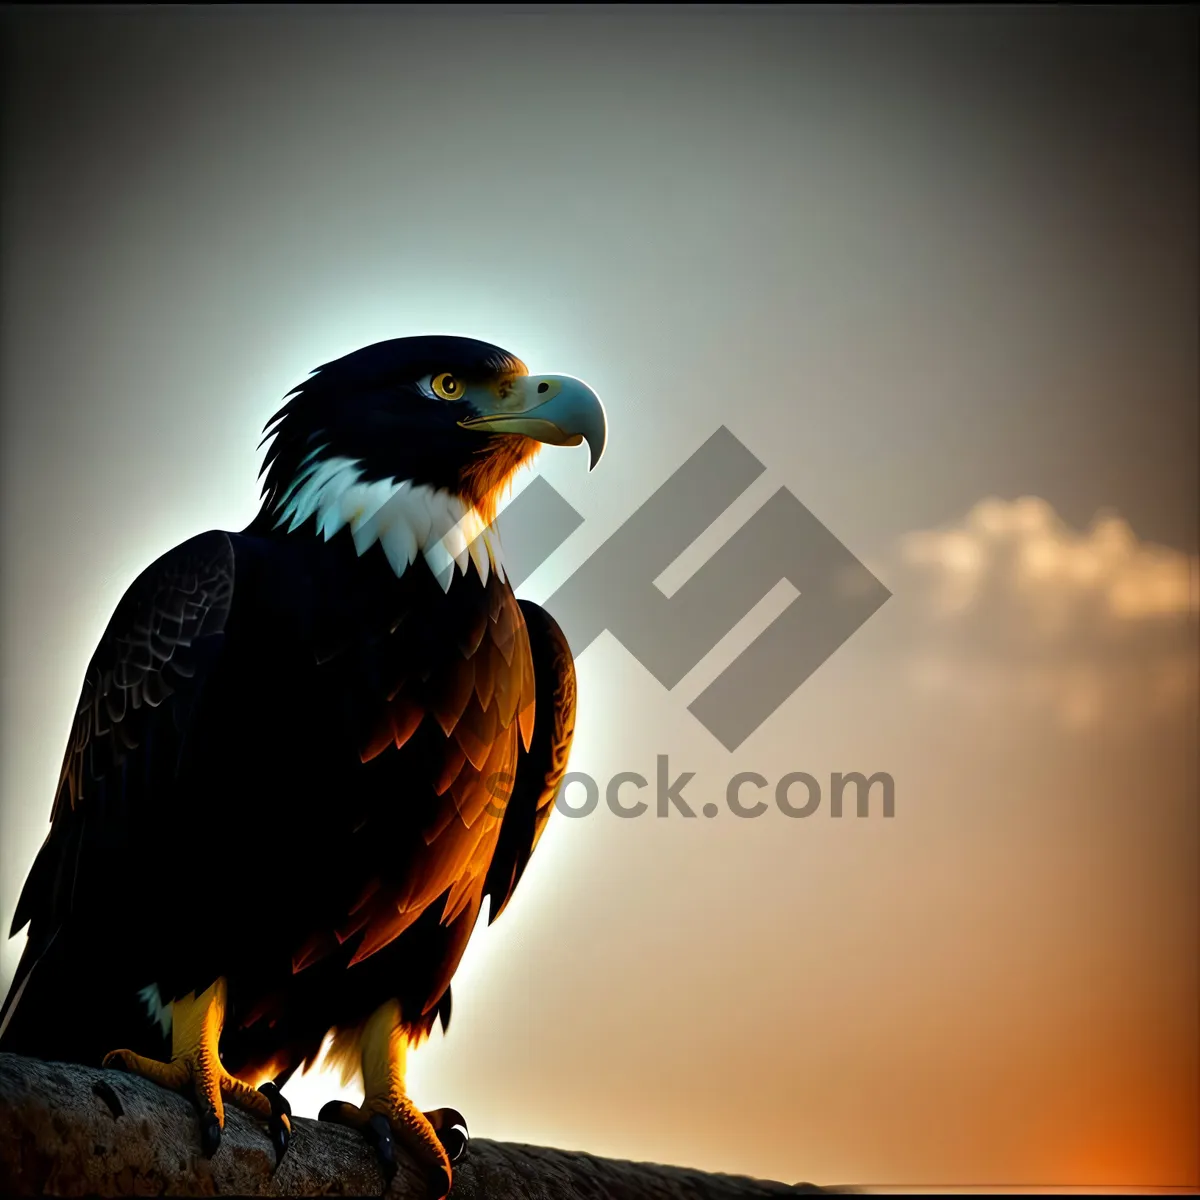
[537,382,550,394]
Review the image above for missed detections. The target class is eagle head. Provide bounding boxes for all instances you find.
[258,336,606,530]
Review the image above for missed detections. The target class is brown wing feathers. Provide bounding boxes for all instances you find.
[296,583,537,975]
[14,533,235,938]
[5,527,574,1068]
[51,534,235,825]
[482,600,577,925]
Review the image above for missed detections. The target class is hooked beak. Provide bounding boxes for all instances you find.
[457,374,607,470]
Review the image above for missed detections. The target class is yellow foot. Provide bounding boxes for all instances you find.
[319,1000,464,1198]
[319,1097,456,1196]
[102,978,292,1163]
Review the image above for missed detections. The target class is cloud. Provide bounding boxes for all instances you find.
[894,497,1198,730]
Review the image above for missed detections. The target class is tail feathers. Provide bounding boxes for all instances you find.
[0,928,57,1048]
[0,929,166,1066]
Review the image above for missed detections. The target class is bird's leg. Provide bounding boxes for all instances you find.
[319,999,464,1199]
[102,978,292,1162]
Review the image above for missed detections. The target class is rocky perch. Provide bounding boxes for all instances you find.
[0,1053,846,1197]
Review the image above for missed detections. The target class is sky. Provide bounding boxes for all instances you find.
[1,5,1196,1192]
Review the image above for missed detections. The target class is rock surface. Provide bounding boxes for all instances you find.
[0,1053,844,1197]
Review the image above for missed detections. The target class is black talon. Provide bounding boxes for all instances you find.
[92,1079,124,1119]
[444,1123,465,1161]
[259,1081,292,1167]
[425,1106,469,1164]
[318,1104,398,1187]
[318,1099,360,1124]
[441,1124,468,1165]
[198,1105,222,1158]
[364,1112,397,1185]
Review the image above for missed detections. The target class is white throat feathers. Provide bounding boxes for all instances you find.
[274,452,507,591]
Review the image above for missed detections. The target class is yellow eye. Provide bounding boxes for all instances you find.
[431,372,463,401]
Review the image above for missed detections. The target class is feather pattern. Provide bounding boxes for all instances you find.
[275,455,506,591]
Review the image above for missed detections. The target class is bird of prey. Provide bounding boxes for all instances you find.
[0,336,606,1196]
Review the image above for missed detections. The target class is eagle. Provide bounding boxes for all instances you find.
[0,335,606,1196]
